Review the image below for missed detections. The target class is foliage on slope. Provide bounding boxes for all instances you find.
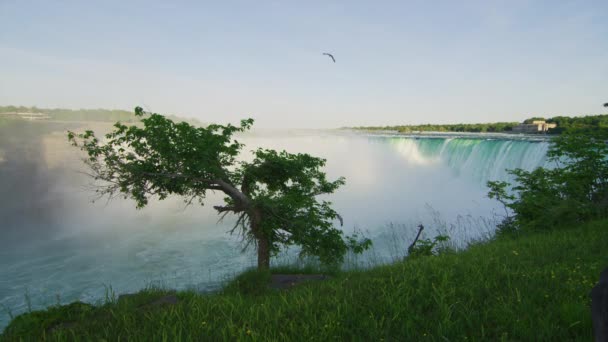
[488,131,608,234]
[2,219,606,340]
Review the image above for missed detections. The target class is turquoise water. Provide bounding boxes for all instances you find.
[382,136,550,181]
[0,124,551,330]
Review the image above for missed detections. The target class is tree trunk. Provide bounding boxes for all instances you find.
[250,208,270,270]
[216,178,270,270]
[257,236,271,270]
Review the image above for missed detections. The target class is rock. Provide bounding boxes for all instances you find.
[592,267,608,342]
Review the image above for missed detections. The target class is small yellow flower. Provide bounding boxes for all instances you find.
[246,329,252,335]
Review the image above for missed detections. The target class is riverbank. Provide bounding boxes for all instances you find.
[345,128,555,142]
[2,219,606,340]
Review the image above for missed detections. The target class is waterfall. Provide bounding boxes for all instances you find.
[381,136,552,184]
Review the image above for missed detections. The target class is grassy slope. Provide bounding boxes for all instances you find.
[2,219,607,341]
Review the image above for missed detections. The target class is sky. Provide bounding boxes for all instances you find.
[1,0,607,128]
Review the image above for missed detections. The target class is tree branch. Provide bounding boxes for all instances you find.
[213,205,243,213]
[215,179,251,207]
[407,224,425,255]
[137,171,216,185]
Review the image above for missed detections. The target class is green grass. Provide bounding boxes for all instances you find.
[2,219,607,341]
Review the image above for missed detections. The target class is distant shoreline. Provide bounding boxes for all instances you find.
[344,129,554,141]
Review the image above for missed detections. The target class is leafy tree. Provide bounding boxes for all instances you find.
[487,180,515,226]
[547,115,608,135]
[68,107,370,270]
[487,131,608,232]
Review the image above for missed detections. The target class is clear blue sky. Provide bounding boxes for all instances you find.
[1,0,607,128]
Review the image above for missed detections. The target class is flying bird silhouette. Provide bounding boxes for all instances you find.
[604,102,608,108]
[322,52,335,63]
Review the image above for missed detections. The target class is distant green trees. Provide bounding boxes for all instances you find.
[48,109,137,122]
[0,106,138,122]
[353,114,608,135]
[0,105,39,113]
[487,130,608,233]
[354,122,518,133]
[546,114,608,135]
[0,106,206,125]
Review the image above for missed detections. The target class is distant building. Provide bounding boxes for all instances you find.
[512,120,556,133]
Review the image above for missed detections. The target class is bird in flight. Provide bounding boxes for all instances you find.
[322,52,336,63]
[604,102,608,108]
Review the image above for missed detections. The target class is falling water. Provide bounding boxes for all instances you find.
[0,123,553,330]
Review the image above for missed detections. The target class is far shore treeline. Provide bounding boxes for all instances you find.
[0,106,204,126]
[0,105,138,122]
[352,114,608,135]
[2,106,607,135]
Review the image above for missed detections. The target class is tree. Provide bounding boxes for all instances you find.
[487,130,608,232]
[68,107,370,270]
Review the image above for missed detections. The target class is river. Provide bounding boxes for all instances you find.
[0,120,552,329]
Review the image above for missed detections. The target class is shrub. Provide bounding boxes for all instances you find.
[488,131,608,232]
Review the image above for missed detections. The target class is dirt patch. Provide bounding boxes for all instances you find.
[269,274,330,290]
[141,295,179,309]
[116,292,179,312]
[46,321,77,334]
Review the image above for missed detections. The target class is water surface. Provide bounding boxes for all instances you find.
[0,121,551,329]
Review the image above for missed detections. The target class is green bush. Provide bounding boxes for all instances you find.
[488,131,608,232]
[408,234,451,258]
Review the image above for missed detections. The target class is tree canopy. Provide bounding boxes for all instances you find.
[68,107,370,270]
[353,122,518,133]
[351,114,608,135]
[546,114,608,135]
[487,130,608,233]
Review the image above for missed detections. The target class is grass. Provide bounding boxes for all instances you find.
[2,219,607,341]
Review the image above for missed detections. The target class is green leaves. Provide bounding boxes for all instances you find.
[68,107,252,209]
[408,234,451,258]
[239,148,354,264]
[134,106,144,116]
[68,106,360,268]
[487,132,608,232]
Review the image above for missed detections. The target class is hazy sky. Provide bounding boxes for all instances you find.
[1,0,607,128]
